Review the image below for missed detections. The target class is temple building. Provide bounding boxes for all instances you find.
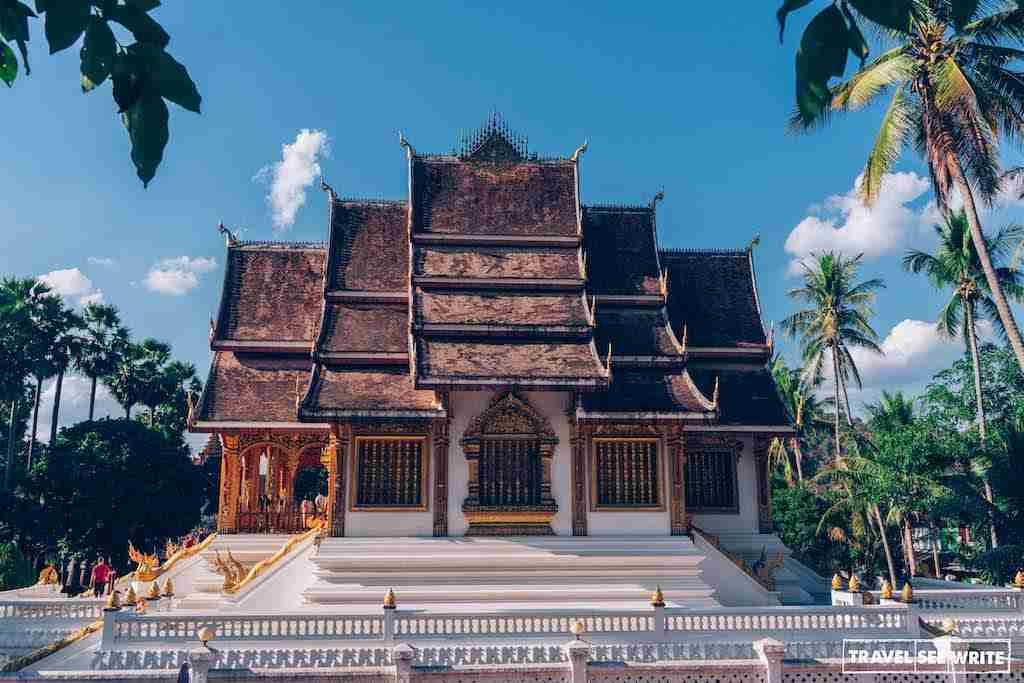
[8,119,1020,683]
[190,116,792,544]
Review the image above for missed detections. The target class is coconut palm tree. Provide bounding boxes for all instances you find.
[903,211,1023,545]
[778,0,1024,373]
[782,252,884,460]
[25,293,78,467]
[75,303,124,421]
[770,355,833,483]
[0,278,55,489]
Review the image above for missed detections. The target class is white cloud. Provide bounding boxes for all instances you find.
[78,290,105,306]
[255,129,330,232]
[784,172,936,275]
[143,256,218,296]
[37,267,104,306]
[32,374,122,444]
[87,257,116,268]
[847,319,982,389]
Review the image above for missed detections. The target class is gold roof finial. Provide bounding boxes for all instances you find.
[105,589,122,611]
[650,189,664,211]
[570,139,588,163]
[659,268,668,297]
[831,574,844,591]
[748,233,761,252]
[880,579,893,599]
[217,221,239,247]
[162,577,175,597]
[847,574,861,592]
[1014,570,1024,588]
[650,585,666,607]
[383,587,396,610]
[320,175,337,201]
[901,581,914,603]
[398,131,416,159]
[712,376,721,411]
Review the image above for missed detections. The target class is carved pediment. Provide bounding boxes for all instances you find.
[462,392,557,443]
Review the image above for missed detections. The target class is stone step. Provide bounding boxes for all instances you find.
[304,536,719,609]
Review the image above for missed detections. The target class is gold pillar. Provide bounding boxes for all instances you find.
[432,393,450,537]
[755,435,773,534]
[569,414,588,537]
[322,424,349,537]
[218,434,240,534]
[669,425,688,536]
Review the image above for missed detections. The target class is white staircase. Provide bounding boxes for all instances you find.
[305,535,720,611]
[175,534,298,610]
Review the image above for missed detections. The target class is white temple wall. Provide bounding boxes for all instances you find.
[343,439,436,538]
[690,434,759,535]
[447,390,574,537]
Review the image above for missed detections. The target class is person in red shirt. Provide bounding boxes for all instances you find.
[90,557,112,598]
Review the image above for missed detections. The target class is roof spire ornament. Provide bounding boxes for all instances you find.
[320,176,337,201]
[650,189,665,211]
[571,139,588,163]
[748,233,761,252]
[712,376,720,411]
[217,222,239,247]
[398,131,416,159]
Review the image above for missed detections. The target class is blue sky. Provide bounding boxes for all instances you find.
[5,2,1023,445]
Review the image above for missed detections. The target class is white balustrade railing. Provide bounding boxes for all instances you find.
[392,610,655,638]
[101,603,919,650]
[110,614,384,645]
[665,606,911,634]
[0,599,105,620]
[864,588,1023,611]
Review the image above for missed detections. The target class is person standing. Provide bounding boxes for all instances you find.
[62,557,78,598]
[90,557,112,598]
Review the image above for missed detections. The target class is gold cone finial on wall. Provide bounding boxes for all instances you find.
[383,587,396,610]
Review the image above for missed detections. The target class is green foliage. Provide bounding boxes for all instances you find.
[26,418,202,569]
[971,544,1024,585]
[0,541,33,591]
[772,479,850,576]
[2,1,200,186]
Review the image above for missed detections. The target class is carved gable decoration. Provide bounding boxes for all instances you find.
[462,393,557,444]
[458,114,530,164]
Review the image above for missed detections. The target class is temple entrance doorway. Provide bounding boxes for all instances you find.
[235,442,324,533]
[461,393,558,536]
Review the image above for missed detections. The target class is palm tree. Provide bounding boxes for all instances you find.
[104,337,171,420]
[782,252,884,460]
[24,292,78,467]
[904,211,1024,546]
[770,355,832,482]
[779,0,1024,373]
[75,303,124,421]
[47,312,84,446]
[0,278,55,489]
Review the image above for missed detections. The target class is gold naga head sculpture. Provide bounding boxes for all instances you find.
[128,542,160,581]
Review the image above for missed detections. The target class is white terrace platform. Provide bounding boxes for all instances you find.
[5,534,1024,681]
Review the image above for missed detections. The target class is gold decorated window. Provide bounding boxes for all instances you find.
[592,438,662,510]
[352,437,428,510]
[685,449,738,513]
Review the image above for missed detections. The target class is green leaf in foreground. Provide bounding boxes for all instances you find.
[41,0,89,54]
[122,90,168,187]
[127,42,200,112]
[80,16,115,92]
[0,40,16,86]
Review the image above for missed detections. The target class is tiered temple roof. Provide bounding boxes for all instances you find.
[192,119,788,432]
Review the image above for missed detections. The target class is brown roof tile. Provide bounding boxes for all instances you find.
[416,291,589,327]
[318,302,408,354]
[328,200,408,291]
[579,369,714,416]
[583,207,662,296]
[413,159,578,236]
[661,250,767,347]
[415,245,582,279]
[415,339,607,387]
[593,308,682,357]
[197,352,309,423]
[301,364,441,418]
[216,247,325,343]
